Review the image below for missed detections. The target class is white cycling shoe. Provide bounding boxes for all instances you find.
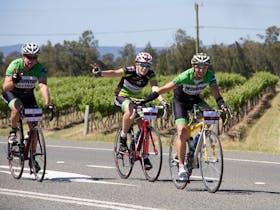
[178,167,189,181]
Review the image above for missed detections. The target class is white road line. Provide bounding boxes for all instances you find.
[224,157,280,165]
[2,141,280,165]
[86,164,115,169]
[47,144,112,151]
[0,165,135,187]
[0,188,164,210]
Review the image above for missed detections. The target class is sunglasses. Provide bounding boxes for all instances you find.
[24,54,38,60]
[195,65,208,70]
[139,63,151,69]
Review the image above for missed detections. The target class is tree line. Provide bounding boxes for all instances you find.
[0,26,279,78]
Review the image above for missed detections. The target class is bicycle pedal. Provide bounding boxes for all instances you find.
[116,153,123,159]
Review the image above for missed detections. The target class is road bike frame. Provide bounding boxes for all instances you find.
[114,105,164,182]
[8,107,54,182]
[169,105,228,192]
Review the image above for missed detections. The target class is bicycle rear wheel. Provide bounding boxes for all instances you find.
[30,128,46,182]
[142,127,162,182]
[8,141,24,179]
[113,128,133,179]
[200,130,223,193]
[169,132,188,189]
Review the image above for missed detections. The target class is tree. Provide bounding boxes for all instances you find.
[116,44,136,67]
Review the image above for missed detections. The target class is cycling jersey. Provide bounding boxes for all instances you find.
[173,68,217,102]
[5,58,47,96]
[115,66,156,98]
[172,68,216,124]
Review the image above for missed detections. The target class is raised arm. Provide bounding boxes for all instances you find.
[90,63,123,78]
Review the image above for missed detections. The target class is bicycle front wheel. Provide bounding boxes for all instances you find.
[169,132,188,189]
[113,128,133,179]
[8,141,24,179]
[30,128,46,182]
[199,130,223,193]
[142,127,162,182]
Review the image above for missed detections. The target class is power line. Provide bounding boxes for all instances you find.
[0,26,268,37]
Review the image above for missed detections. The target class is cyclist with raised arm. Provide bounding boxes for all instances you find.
[140,52,230,180]
[2,42,54,163]
[91,52,168,170]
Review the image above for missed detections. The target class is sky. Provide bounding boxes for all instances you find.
[0,0,279,48]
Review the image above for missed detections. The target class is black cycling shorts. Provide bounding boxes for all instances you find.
[2,91,38,109]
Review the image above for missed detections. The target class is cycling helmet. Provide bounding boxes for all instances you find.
[21,42,40,55]
[135,52,152,64]
[191,52,210,65]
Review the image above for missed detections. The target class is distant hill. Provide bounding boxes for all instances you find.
[0,44,22,57]
[0,44,165,58]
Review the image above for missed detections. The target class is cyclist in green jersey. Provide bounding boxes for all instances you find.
[91,52,169,170]
[2,42,54,147]
[140,52,230,180]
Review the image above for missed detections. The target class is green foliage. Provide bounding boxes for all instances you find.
[206,71,279,111]
[35,72,277,115]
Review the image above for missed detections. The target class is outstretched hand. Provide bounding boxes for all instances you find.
[221,104,233,119]
[130,97,144,105]
[90,63,102,77]
[160,100,170,118]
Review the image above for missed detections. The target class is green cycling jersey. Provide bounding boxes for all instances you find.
[173,68,217,99]
[5,58,47,95]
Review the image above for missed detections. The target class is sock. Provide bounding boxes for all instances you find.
[10,127,17,134]
[120,132,127,139]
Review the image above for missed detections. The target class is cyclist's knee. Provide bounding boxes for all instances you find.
[177,124,188,141]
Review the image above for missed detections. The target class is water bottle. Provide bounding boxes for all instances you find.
[135,129,141,143]
[194,133,200,148]
[189,137,195,157]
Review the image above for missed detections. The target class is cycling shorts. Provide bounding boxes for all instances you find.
[114,96,132,112]
[2,91,38,109]
[173,95,212,125]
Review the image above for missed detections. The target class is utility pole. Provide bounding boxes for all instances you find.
[195,3,199,53]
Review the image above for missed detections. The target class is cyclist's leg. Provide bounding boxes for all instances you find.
[176,123,189,180]
[21,97,38,167]
[115,96,134,151]
[2,91,23,146]
[173,99,191,181]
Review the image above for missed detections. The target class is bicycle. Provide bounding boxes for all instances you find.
[7,106,54,182]
[113,104,165,182]
[169,105,231,193]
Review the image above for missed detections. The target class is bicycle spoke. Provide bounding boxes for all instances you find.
[142,127,162,182]
[169,132,188,189]
[30,128,46,182]
[113,128,133,179]
[8,142,24,179]
[200,131,223,193]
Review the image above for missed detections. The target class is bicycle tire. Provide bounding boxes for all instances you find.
[142,127,162,182]
[169,132,188,189]
[113,128,133,179]
[29,128,47,182]
[8,141,24,179]
[199,130,223,193]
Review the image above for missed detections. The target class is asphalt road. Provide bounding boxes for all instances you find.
[0,138,280,210]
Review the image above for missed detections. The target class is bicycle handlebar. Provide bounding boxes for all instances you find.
[19,107,55,122]
[192,104,233,126]
[129,104,166,120]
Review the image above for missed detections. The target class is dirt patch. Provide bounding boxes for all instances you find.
[224,90,276,142]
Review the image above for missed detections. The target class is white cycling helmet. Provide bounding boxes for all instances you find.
[135,52,152,64]
[191,52,210,65]
[21,42,40,55]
